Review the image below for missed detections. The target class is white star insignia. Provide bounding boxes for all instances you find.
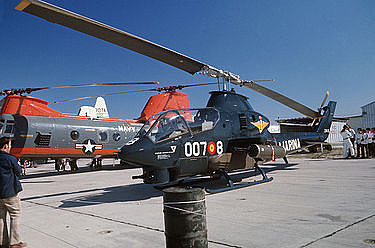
[83,140,95,153]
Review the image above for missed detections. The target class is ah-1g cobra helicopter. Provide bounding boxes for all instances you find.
[16,0,336,192]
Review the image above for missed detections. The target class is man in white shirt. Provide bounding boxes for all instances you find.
[347,125,356,153]
[340,125,355,158]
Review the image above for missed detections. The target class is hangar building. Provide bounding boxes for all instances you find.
[361,101,375,129]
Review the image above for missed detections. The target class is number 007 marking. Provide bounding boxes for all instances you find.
[184,141,223,157]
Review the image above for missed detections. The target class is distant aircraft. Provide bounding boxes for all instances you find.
[78,97,109,119]
[0,82,213,171]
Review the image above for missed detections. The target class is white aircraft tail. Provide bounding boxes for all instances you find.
[94,97,109,118]
[78,97,109,118]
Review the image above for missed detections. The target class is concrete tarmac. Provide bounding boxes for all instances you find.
[16,158,375,248]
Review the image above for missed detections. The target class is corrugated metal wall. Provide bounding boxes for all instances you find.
[362,102,375,129]
[326,121,345,144]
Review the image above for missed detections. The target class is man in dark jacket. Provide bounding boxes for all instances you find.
[0,137,26,248]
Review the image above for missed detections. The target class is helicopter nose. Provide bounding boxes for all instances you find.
[119,137,150,165]
[119,145,140,163]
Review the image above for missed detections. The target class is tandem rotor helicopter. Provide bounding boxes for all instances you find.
[14,0,336,192]
[0,81,217,170]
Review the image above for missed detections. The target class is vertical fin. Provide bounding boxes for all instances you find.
[94,97,109,118]
[317,101,336,133]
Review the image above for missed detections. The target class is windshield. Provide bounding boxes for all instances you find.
[0,98,5,112]
[138,108,219,143]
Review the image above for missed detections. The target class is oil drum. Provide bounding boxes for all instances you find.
[163,187,207,248]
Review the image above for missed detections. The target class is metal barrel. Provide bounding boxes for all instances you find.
[163,187,207,248]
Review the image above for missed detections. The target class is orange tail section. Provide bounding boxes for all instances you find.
[138,91,191,122]
[1,95,63,117]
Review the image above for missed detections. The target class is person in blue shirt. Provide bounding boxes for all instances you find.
[0,137,26,248]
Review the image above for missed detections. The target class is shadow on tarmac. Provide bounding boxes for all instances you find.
[22,183,162,208]
[21,162,298,207]
[21,163,137,180]
[192,162,299,191]
[59,184,162,208]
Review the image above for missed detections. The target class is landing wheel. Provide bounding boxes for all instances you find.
[95,158,103,169]
[69,159,79,171]
[90,158,102,170]
[55,159,63,171]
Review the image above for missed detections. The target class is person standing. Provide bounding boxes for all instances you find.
[347,125,356,156]
[356,128,363,158]
[368,128,374,158]
[361,129,369,158]
[0,137,27,248]
[340,125,355,158]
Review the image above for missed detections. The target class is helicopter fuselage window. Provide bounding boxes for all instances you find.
[70,130,80,140]
[113,132,121,141]
[99,131,108,142]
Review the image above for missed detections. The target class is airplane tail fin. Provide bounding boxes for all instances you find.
[95,97,109,118]
[316,101,336,134]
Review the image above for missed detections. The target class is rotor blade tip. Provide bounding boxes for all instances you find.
[15,0,31,11]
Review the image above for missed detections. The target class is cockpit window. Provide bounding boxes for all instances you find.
[0,119,4,132]
[0,98,5,111]
[147,111,189,142]
[5,125,14,133]
[189,108,219,134]
[139,108,219,143]
[4,121,14,134]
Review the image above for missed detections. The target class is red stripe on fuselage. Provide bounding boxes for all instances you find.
[10,147,119,158]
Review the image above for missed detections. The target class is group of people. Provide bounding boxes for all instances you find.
[340,124,375,159]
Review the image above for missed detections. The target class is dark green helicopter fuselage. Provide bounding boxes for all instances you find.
[119,90,336,185]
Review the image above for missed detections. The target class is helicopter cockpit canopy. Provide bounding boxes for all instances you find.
[138,108,220,143]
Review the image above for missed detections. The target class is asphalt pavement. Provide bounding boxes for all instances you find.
[16,157,375,248]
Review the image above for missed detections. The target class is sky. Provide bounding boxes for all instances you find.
[1,0,374,122]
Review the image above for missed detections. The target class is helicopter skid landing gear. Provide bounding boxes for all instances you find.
[205,165,273,194]
[153,179,186,191]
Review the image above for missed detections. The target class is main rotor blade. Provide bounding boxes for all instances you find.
[32,81,159,91]
[54,89,153,103]
[1,81,159,96]
[16,0,206,75]
[319,90,330,110]
[240,81,321,118]
[253,79,275,83]
[15,0,322,118]
[54,82,217,103]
